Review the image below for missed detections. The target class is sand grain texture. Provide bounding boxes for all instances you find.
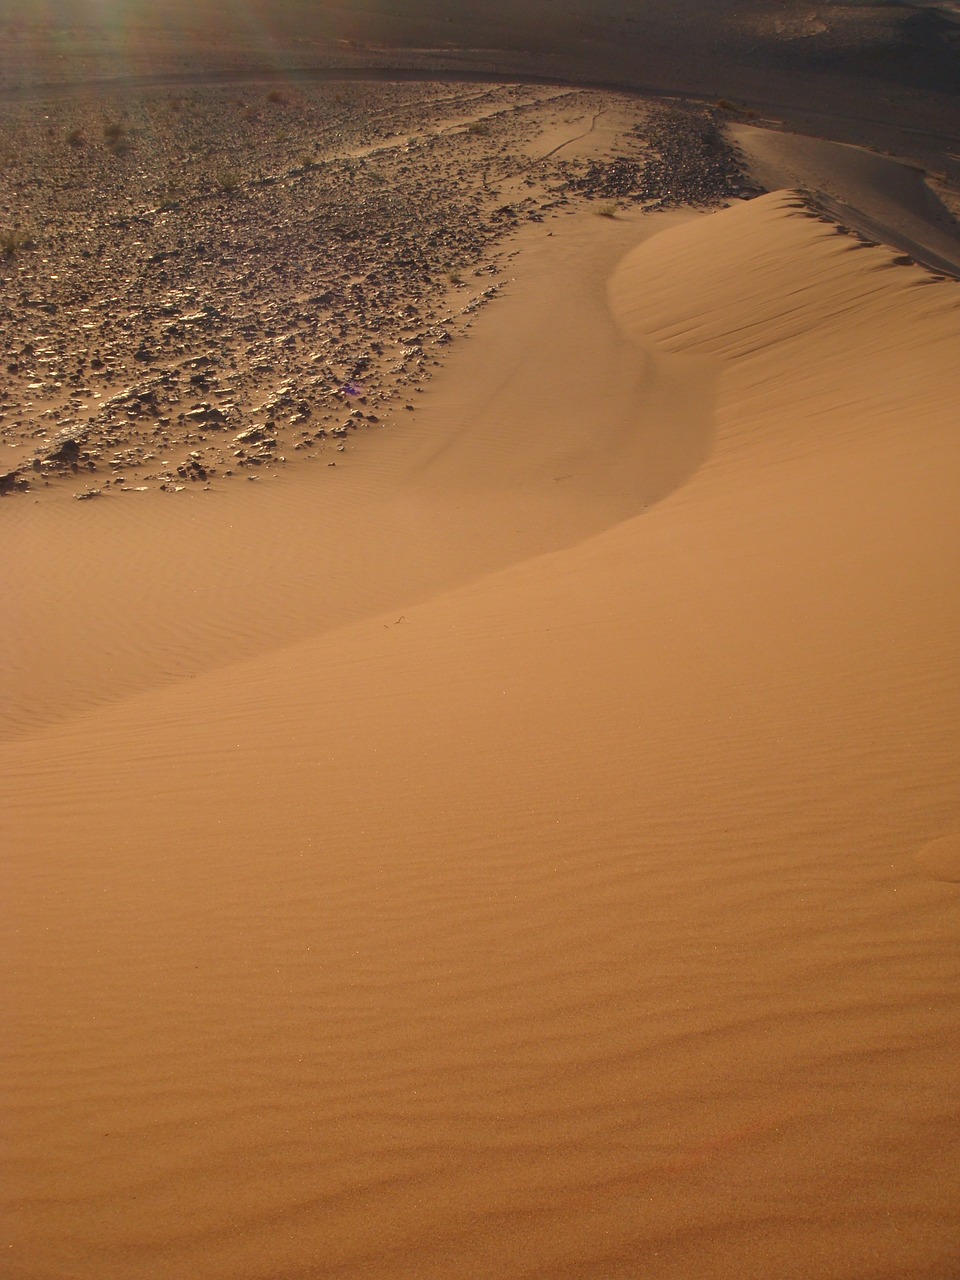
[4,188,960,1278]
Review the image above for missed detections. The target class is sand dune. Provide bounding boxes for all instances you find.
[4,181,960,1278]
[730,124,960,276]
[2,207,704,739]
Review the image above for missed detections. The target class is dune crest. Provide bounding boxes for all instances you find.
[610,189,960,358]
[728,124,960,278]
[610,189,960,481]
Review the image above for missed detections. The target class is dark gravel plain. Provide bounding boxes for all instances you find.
[0,83,753,499]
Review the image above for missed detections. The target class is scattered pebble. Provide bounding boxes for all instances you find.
[0,85,754,499]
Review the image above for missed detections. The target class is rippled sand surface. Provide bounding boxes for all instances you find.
[4,169,960,1280]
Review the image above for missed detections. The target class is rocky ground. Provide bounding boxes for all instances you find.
[0,82,753,500]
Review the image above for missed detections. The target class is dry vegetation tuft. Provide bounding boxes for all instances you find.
[103,121,129,152]
[1,228,32,256]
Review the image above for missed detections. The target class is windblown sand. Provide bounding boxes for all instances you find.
[3,87,960,1280]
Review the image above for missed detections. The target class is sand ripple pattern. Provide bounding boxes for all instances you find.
[4,192,960,1278]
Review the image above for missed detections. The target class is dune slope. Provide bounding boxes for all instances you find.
[3,194,960,1278]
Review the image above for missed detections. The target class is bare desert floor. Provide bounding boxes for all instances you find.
[3,57,960,1280]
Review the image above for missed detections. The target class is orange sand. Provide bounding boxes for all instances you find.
[4,189,960,1277]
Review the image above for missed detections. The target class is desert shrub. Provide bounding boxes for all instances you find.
[467,120,491,137]
[66,127,85,147]
[103,121,129,151]
[1,228,31,256]
[216,167,241,193]
[267,89,287,105]
[596,202,619,219]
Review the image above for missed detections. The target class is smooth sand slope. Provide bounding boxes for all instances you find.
[4,192,960,1278]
